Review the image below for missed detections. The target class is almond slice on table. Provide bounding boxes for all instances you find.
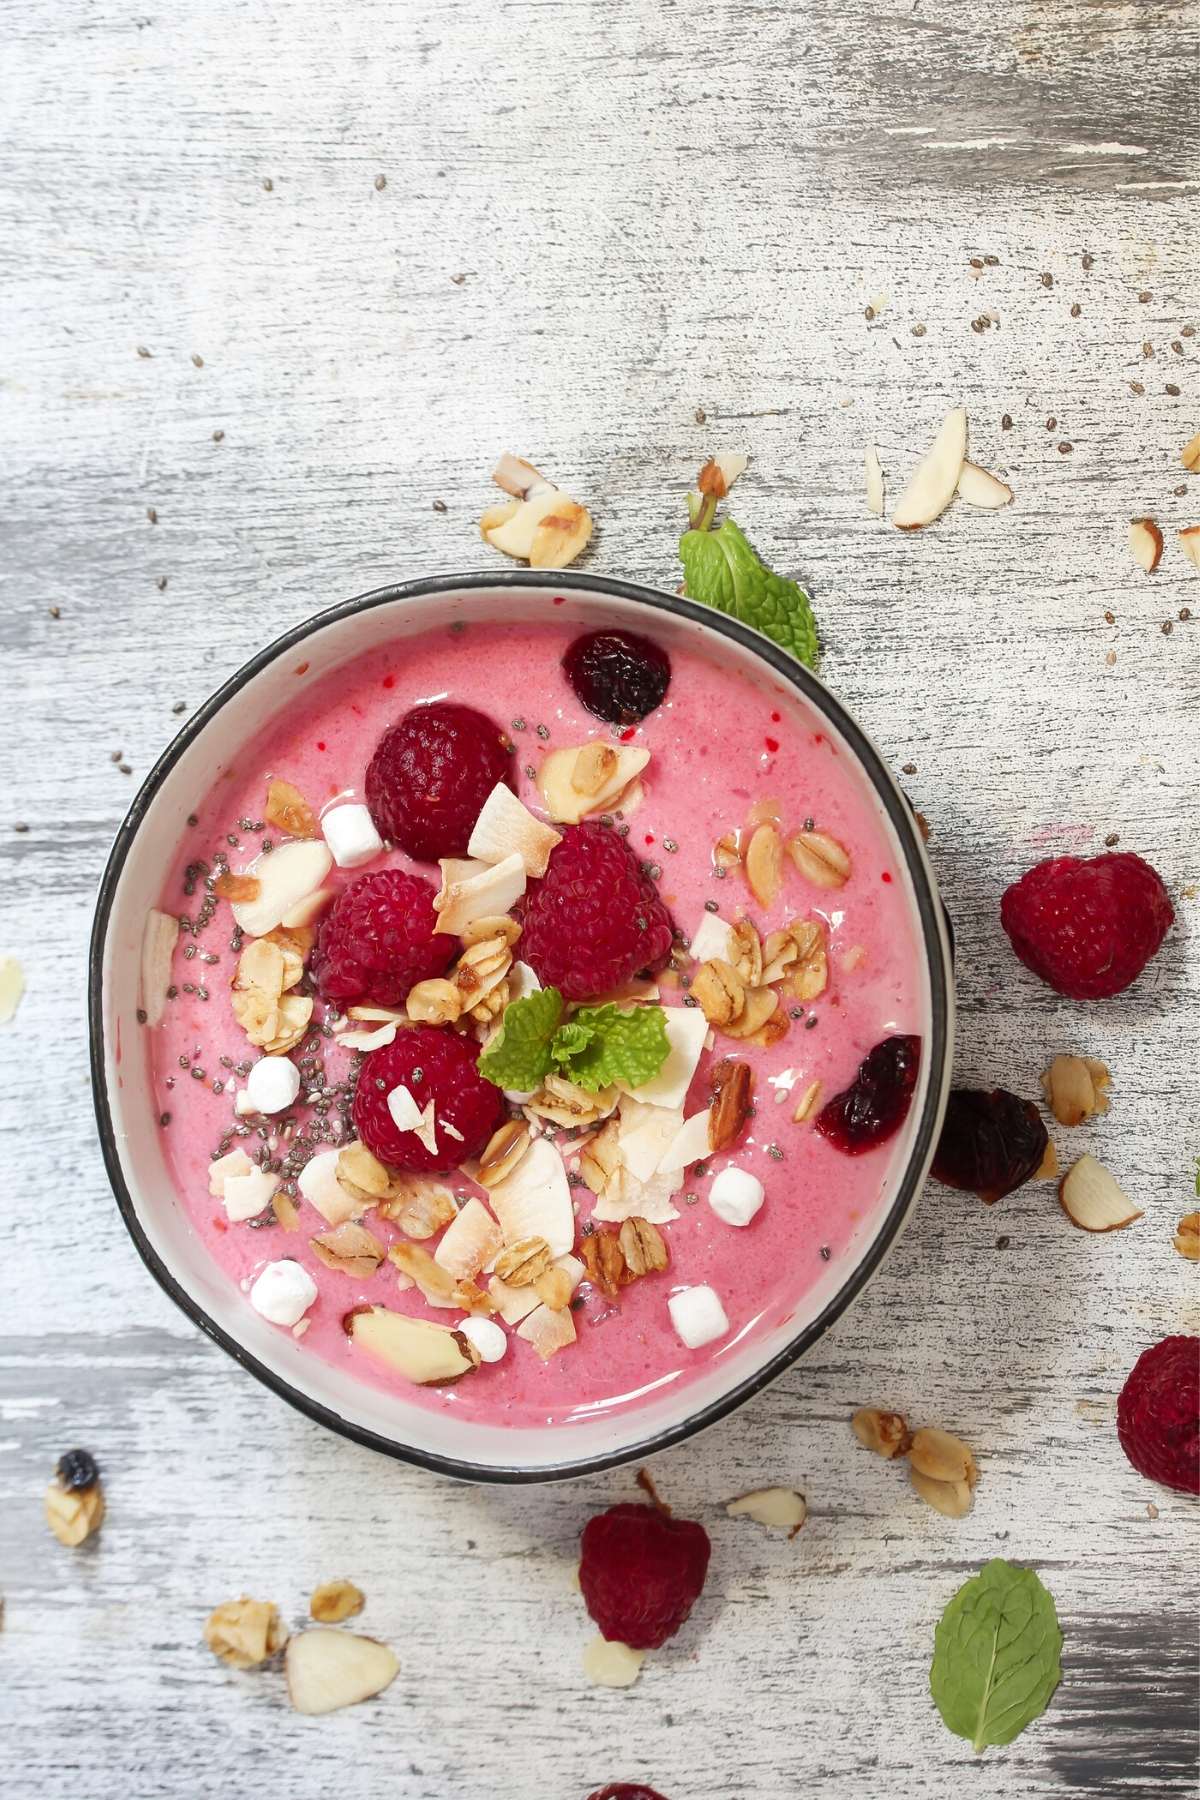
[467,782,561,877]
[864,443,885,516]
[1041,1054,1111,1127]
[481,457,593,569]
[1059,1153,1143,1231]
[1179,526,1200,571]
[1129,517,1164,573]
[433,853,526,936]
[908,1426,978,1488]
[139,909,179,1027]
[486,1135,574,1256]
[1181,431,1200,473]
[910,1466,975,1519]
[536,743,650,825]
[310,1580,365,1625]
[343,1305,480,1383]
[204,1598,287,1668]
[229,840,334,938]
[891,406,968,530]
[956,461,1013,508]
[582,1636,645,1689]
[285,1629,400,1715]
[725,1487,808,1537]
[1173,1212,1200,1260]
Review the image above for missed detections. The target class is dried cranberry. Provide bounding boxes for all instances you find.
[814,1035,920,1155]
[931,1088,1048,1203]
[563,629,671,725]
[55,1448,100,1491]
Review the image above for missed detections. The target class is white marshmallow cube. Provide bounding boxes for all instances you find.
[245,1055,302,1115]
[708,1165,765,1227]
[458,1316,508,1363]
[250,1258,318,1326]
[322,802,384,869]
[668,1284,730,1350]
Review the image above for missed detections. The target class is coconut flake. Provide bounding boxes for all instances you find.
[467,782,561,877]
[657,1109,713,1174]
[486,1136,574,1256]
[433,853,526,936]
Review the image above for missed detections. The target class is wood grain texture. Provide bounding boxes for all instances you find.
[1,0,1197,1795]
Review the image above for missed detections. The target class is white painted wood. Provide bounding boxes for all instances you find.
[0,0,1196,1794]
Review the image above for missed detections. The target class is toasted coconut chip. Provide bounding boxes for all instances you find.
[378,1175,456,1239]
[657,1109,712,1173]
[864,443,885,516]
[487,1136,574,1256]
[1129,517,1164,573]
[265,778,318,838]
[204,1598,287,1668]
[516,1301,578,1359]
[745,823,783,908]
[208,1147,254,1197]
[434,853,526,936]
[726,1487,808,1537]
[311,1222,385,1278]
[619,1100,686,1184]
[592,1164,682,1226]
[436,1196,503,1278]
[690,909,736,965]
[1059,1153,1143,1232]
[310,1580,365,1625]
[582,1636,645,1689]
[537,743,651,824]
[297,1149,366,1225]
[139,909,179,1027]
[956,460,1013,508]
[891,406,968,530]
[230,840,333,938]
[625,1004,708,1110]
[468,781,561,876]
[284,1629,400,1716]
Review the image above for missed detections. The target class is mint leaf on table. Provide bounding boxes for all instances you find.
[553,1002,671,1093]
[679,516,820,669]
[930,1559,1063,1754]
[477,986,563,1091]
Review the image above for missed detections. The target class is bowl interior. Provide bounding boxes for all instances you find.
[92,575,953,1480]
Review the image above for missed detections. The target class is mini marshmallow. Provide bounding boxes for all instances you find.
[245,1055,302,1115]
[708,1165,765,1227]
[222,1164,280,1223]
[250,1258,318,1326]
[321,802,384,869]
[668,1284,730,1350]
[387,1084,423,1132]
[458,1315,508,1363]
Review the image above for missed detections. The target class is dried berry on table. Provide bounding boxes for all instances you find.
[931,1088,1048,1203]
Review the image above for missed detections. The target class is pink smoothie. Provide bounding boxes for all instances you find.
[146,613,923,1431]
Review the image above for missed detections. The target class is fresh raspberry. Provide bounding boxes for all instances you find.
[352,1026,503,1173]
[521,823,675,1001]
[1000,852,1173,1000]
[365,702,513,862]
[586,1787,671,1800]
[311,869,454,1008]
[1116,1335,1199,1495]
[579,1501,711,1650]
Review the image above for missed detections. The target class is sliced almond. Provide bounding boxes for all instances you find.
[910,1467,974,1519]
[789,919,828,999]
[536,743,650,824]
[1173,1211,1200,1260]
[864,443,884,516]
[713,830,743,872]
[908,1426,978,1488]
[486,1136,574,1256]
[336,1140,396,1201]
[1041,1054,1111,1127]
[1059,1153,1143,1232]
[282,886,335,930]
[284,1628,400,1715]
[582,1636,645,1689]
[203,1597,287,1667]
[745,823,783,908]
[729,918,763,988]
[265,778,318,838]
[483,481,594,570]
[851,1407,911,1458]
[387,1243,460,1307]
[1180,431,1200,474]
[516,1301,578,1359]
[491,453,555,499]
[310,1222,385,1279]
[618,1215,668,1276]
[956,461,1013,508]
[1035,1138,1059,1181]
[691,958,745,1027]
[792,1079,822,1124]
[230,840,333,939]
[1179,525,1200,571]
[476,1120,533,1189]
[1130,517,1164,573]
[272,1191,300,1230]
[467,782,561,877]
[344,1304,479,1382]
[261,992,313,1055]
[572,741,619,795]
[721,985,778,1040]
[725,1487,807,1537]
[310,1580,365,1625]
[45,1479,105,1548]
[787,830,851,889]
[892,406,968,530]
[435,1197,502,1278]
[709,1058,753,1151]
[460,914,522,949]
[139,909,179,1027]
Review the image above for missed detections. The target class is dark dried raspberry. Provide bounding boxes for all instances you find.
[1117,1335,1200,1494]
[563,629,671,725]
[579,1501,710,1650]
[351,1026,502,1173]
[365,702,513,862]
[55,1449,100,1491]
[815,1035,921,1155]
[521,822,675,1001]
[931,1088,1048,1203]
[311,869,454,1008]
[586,1787,672,1800]
[1000,852,1174,1000]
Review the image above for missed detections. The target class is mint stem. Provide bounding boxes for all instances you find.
[690,488,719,533]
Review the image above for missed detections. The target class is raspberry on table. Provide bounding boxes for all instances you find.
[365,701,513,862]
[520,822,676,1001]
[1116,1334,1199,1494]
[563,628,672,725]
[1000,852,1174,1000]
[586,1787,672,1800]
[311,869,454,1008]
[579,1500,711,1650]
[352,1026,503,1172]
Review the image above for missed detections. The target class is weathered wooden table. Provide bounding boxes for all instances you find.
[2,1,1197,1794]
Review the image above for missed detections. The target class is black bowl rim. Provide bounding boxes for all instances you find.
[89,569,953,1485]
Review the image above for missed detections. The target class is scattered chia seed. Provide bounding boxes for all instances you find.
[803,816,815,832]
[524,764,536,779]
[713,864,726,878]
[969,257,983,270]
[12,821,28,833]
[536,723,550,739]
[261,839,273,853]
[766,1144,784,1161]
[704,899,719,913]
[996,1235,1010,1250]
[1138,290,1152,303]
[211,1078,222,1093]
[136,1007,147,1024]
[1162,620,1173,635]
[198,987,209,1000]
[805,1015,819,1029]
[137,345,152,358]
[819,1245,831,1262]
[1040,272,1053,288]
[1082,253,1093,269]
[159,1112,171,1127]
[213,429,225,442]
[410,1069,422,1084]
[911,323,926,338]
[119,763,132,775]
[693,1164,708,1179]
[374,173,387,191]
[663,837,678,853]
[172,701,186,714]
[432,498,448,513]
[1130,381,1145,395]
[511,717,527,732]
[1182,608,1192,622]
[617,823,630,838]
[183,944,196,960]
[450,620,465,633]
[187,813,198,827]
[1105,610,1115,623]
[156,576,168,592]
[1166,383,1181,397]
[164,1076,174,1089]
[178,1055,190,1069]
[683,993,698,1006]
[1142,342,1154,358]
[685,1192,699,1205]
[984,254,999,267]
[1001,414,1012,430]
[1070,303,1082,318]
[190,1066,206,1081]
[789,1006,804,1019]
[647,863,662,880]
[1058,442,1073,454]
[1105,832,1120,846]
[48,606,60,618]
[166,984,178,999]
[147,506,158,523]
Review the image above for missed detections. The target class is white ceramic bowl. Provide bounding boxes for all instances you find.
[90,572,954,1482]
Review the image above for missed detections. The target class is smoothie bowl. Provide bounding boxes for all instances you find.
[90,573,953,1481]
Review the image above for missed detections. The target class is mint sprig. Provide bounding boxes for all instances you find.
[477,988,670,1094]
[930,1559,1063,1754]
[679,477,819,669]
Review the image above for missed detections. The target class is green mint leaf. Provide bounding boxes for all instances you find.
[477,986,563,1091]
[930,1559,1063,1755]
[679,516,820,669]
[550,1019,595,1066]
[554,1003,671,1093]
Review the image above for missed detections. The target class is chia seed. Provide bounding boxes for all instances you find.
[511,717,527,732]
[803,816,815,832]
[536,723,550,739]
[178,1055,190,1069]
[713,865,726,878]
[166,985,178,999]
[190,1067,206,1081]
[789,1006,804,1019]
[136,1007,148,1025]
[183,944,197,960]
[704,899,719,913]
[172,701,186,714]
[159,1112,171,1127]
[683,993,698,1006]
[524,764,536,780]
[211,1079,223,1094]
[411,1068,423,1083]
[805,1015,819,1030]
[685,1192,699,1205]
[819,1245,831,1262]
[663,838,678,853]
[766,1144,784,1161]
